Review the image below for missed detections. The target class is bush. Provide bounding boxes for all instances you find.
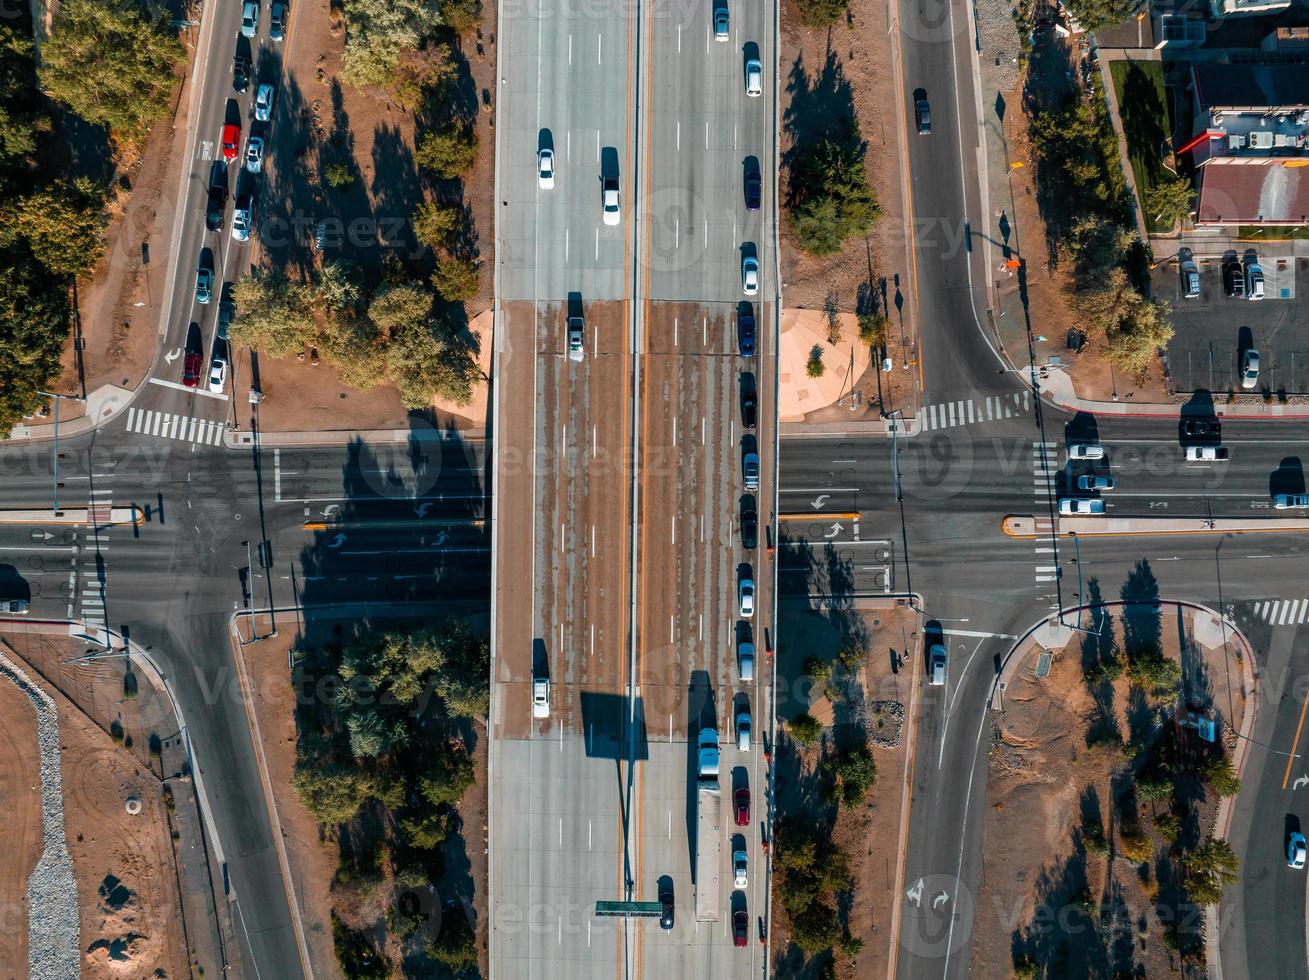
[1185,836,1239,904]
[1118,822,1154,863]
[391,45,454,112]
[325,162,356,189]
[412,200,461,249]
[834,743,876,806]
[340,0,442,89]
[1083,653,1124,686]
[1082,815,1108,856]
[431,252,479,302]
[806,346,825,378]
[1013,953,1040,979]
[1199,754,1240,798]
[441,0,483,33]
[788,712,823,747]
[857,311,887,347]
[416,125,477,179]
[793,0,848,26]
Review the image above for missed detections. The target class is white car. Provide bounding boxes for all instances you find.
[1058,498,1105,516]
[254,83,274,122]
[735,707,751,752]
[1290,832,1307,869]
[538,148,555,189]
[1184,445,1228,462]
[532,676,550,718]
[928,644,946,686]
[1241,349,1260,389]
[1067,444,1105,461]
[738,577,754,619]
[741,254,758,295]
[241,0,259,38]
[733,849,748,889]
[232,195,253,242]
[245,135,264,174]
[567,316,584,362]
[745,58,762,97]
[1076,474,1116,491]
[742,451,759,490]
[1246,263,1265,300]
[1274,493,1309,509]
[602,175,620,225]
[208,356,228,394]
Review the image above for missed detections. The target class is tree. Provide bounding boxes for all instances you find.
[340,0,444,88]
[412,200,462,249]
[390,44,454,112]
[857,311,887,347]
[1144,176,1194,230]
[335,629,450,756]
[416,125,477,179]
[314,259,365,316]
[398,810,452,849]
[0,28,44,177]
[431,253,480,302]
[834,743,876,806]
[1185,836,1239,904]
[3,178,106,278]
[1062,0,1140,32]
[292,756,376,824]
[1136,773,1174,805]
[793,0,848,26]
[1063,215,1139,292]
[788,712,822,747]
[232,270,318,357]
[417,746,475,807]
[39,0,184,135]
[426,908,477,971]
[0,252,70,433]
[433,627,490,717]
[386,317,477,408]
[318,316,388,392]
[440,0,483,33]
[1198,754,1240,798]
[789,133,880,255]
[369,281,434,334]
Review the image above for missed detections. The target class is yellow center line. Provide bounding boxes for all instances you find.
[1282,690,1309,790]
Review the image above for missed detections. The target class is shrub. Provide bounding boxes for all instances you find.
[415,125,477,179]
[834,743,876,805]
[324,162,356,189]
[806,346,825,378]
[441,0,483,33]
[1118,822,1154,863]
[793,0,848,26]
[431,252,480,302]
[857,311,887,347]
[788,712,823,747]
[1199,754,1240,798]
[412,200,461,249]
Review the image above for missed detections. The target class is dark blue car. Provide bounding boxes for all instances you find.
[738,313,756,357]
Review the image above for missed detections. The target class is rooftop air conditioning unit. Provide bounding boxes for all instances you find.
[1251,131,1274,148]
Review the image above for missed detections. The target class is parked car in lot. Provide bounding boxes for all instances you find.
[1290,832,1307,869]
[1059,498,1106,515]
[1184,445,1229,462]
[1246,263,1265,300]
[1274,493,1309,509]
[914,88,931,134]
[1067,443,1105,461]
[1077,474,1116,491]
[1,599,29,614]
[1223,258,1245,298]
[1241,348,1260,389]
[1178,249,1200,299]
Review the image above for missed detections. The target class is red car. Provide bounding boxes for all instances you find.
[732,909,748,948]
[734,787,750,827]
[220,123,241,162]
[182,351,202,388]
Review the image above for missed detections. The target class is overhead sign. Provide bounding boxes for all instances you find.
[594,901,663,918]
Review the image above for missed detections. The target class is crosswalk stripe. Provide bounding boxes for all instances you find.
[1255,601,1266,619]
[1036,575,1058,582]
[1279,602,1293,625]
[1004,403,1013,418]
[929,404,938,428]
[967,401,975,424]
[126,406,138,432]
[1292,599,1306,623]
[986,397,995,420]
[155,412,169,437]
[194,420,210,444]
[211,421,224,445]
[186,417,197,441]
[944,403,953,426]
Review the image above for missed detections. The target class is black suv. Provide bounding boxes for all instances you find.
[1182,418,1220,439]
[659,888,674,930]
[741,385,756,429]
[205,185,227,232]
[744,165,761,211]
[738,312,756,357]
[233,54,251,93]
[740,499,758,550]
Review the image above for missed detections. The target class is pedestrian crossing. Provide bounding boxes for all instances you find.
[915,390,1031,432]
[78,486,111,633]
[1254,599,1309,627]
[1033,440,1059,587]
[125,406,225,446]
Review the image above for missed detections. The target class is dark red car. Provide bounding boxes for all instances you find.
[220,123,241,162]
[732,909,748,948]
[734,787,750,827]
[182,351,202,388]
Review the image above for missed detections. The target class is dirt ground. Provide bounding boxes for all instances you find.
[0,644,189,980]
[237,610,491,978]
[779,0,908,327]
[971,604,1246,978]
[772,603,921,978]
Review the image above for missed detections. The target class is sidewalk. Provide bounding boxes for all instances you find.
[1037,367,1309,418]
[225,425,487,449]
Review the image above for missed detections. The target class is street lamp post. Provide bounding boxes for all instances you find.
[1059,532,1099,636]
[37,390,85,515]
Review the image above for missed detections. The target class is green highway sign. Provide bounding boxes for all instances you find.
[594,901,664,918]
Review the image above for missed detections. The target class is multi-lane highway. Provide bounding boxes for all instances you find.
[489,0,778,974]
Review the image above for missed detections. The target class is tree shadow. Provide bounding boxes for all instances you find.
[1011,842,1093,979]
[1120,560,1162,661]
[780,45,858,208]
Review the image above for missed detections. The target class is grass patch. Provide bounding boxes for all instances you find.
[1238,225,1309,241]
[1109,60,1172,235]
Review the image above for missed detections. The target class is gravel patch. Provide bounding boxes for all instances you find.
[0,650,79,979]
[866,700,904,748]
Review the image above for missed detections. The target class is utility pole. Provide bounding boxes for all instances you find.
[37,391,85,515]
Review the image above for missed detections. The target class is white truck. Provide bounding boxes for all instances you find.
[694,727,722,922]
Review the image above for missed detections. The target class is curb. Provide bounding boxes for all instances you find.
[223,426,487,449]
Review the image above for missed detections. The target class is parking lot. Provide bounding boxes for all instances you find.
[1158,253,1309,394]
